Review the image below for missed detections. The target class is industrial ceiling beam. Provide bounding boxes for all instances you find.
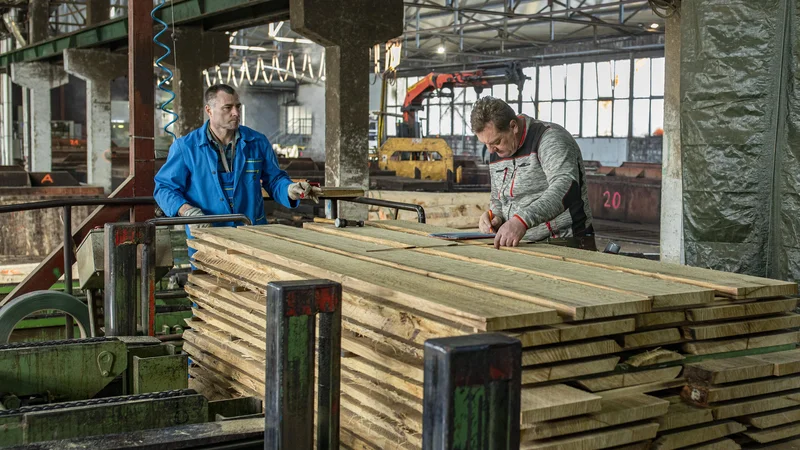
[0,0,290,69]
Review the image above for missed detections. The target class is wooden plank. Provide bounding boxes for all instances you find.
[303,222,715,309]
[635,310,686,328]
[522,356,620,384]
[656,396,715,432]
[551,319,636,341]
[681,438,740,450]
[522,339,621,366]
[341,330,424,383]
[189,273,267,315]
[192,239,476,345]
[683,313,800,340]
[506,327,562,347]
[519,422,659,450]
[355,221,795,299]
[652,421,746,450]
[744,421,800,444]
[623,328,683,349]
[340,395,422,448]
[684,357,775,385]
[753,349,800,376]
[519,384,602,423]
[192,228,560,330]
[711,390,800,420]
[683,375,800,405]
[182,341,264,397]
[341,367,422,413]
[625,349,685,367]
[188,365,238,401]
[343,320,423,360]
[575,366,682,392]
[186,285,265,332]
[339,407,416,450]
[521,394,668,441]
[686,298,798,322]
[191,307,266,351]
[597,379,686,400]
[183,330,265,382]
[741,406,800,429]
[682,331,800,356]
[185,318,263,362]
[343,355,424,400]
[243,226,652,320]
[341,373,422,433]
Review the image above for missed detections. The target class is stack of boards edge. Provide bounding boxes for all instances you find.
[181,220,798,450]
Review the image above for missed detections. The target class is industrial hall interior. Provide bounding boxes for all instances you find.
[6,0,800,449]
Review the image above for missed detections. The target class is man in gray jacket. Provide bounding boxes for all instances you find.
[471,96,595,250]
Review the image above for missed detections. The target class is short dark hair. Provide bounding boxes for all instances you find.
[470,96,517,133]
[205,84,237,105]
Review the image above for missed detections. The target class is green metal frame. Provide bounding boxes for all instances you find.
[0,0,290,70]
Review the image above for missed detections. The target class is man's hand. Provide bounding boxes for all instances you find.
[493,217,527,249]
[288,181,322,203]
[180,205,210,229]
[479,211,503,233]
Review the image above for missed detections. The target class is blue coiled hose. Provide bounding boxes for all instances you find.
[151,0,179,140]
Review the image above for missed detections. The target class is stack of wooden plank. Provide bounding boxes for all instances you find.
[182,220,798,449]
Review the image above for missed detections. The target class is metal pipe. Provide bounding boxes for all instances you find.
[346,197,426,223]
[0,197,156,214]
[140,223,156,336]
[62,205,74,339]
[145,214,252,227]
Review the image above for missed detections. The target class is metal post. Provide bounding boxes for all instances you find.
[103,222,155,337]
[62,205,74,339]
[423,333,521,450]
[264,280,342,450]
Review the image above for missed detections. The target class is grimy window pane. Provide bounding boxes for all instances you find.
[538,101,552,122]
[582,100,598,137]
[632,99,650,137]
[539,66,552,101]
[633,58,651,98]
[492,84,506,100]
[613,99,629,137]
[566,100,580,135]
[440,103,452,135]
[387,107,397,136]
[466,85,478,103]
[508,83,519,102]
[464,104,473,134]
[598,100,612,136]
[418,108,428,137]
[429,104,441,135]
[597,61,613,98]
[652,57,665,97]
[552,102,565,127]
[522,66,537,101]
[613,59,631,99]
[566,63,581,100]
[453,104,465,135]
[521,102,535,118]
[651,99,665,135]
[551,65,566,100]
[583,62,598,100]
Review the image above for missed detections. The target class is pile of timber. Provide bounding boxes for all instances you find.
[365,191,487,228]
[182,220,799,449]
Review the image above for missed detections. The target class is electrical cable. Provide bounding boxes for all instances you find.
[151,0,179,140]
[648,0,680,19]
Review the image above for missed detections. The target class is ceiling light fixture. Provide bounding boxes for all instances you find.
[437,45,445,54]
[273,36,316,45]
[650,23,660,29]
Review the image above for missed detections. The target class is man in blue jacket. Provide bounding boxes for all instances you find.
[154,84,320,253]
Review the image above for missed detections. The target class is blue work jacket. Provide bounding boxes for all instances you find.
[154,121,298,245]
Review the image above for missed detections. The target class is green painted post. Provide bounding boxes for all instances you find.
[264,280,342,450]
[423,333,521,450]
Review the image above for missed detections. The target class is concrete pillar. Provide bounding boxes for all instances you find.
[170,26,229,137]
[85,0,110,26]
[28,0,49,44]
[659,13,683,264]
[290,0,403,218]
[0,39,14,166]
[11,62,68,172]
[64,49,126,193]
[21,89,29,169]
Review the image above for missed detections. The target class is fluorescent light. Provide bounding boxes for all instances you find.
[273,36,316,45]
[437,45,445,54]
[230,44,267,51]
[650,23,659,29]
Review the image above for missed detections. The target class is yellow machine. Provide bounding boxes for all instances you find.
[378,137,454,181]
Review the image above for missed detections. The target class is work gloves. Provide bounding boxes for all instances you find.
[288,181,322,203]
[180,206,209,229]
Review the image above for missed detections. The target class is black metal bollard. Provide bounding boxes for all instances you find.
[423,333,522,450]
[264,280,342,450]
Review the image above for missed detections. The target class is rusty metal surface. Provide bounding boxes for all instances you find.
[587,175,661,225]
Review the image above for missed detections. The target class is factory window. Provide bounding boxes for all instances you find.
[382,55,664,142]
[285,105,312,135]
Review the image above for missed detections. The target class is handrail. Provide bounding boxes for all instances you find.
[0,197,156,214]
[346,197,426,224]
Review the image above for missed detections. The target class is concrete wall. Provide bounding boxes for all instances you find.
[237,86,281,138]
[575,138,628,166]
[628,136,663,163]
